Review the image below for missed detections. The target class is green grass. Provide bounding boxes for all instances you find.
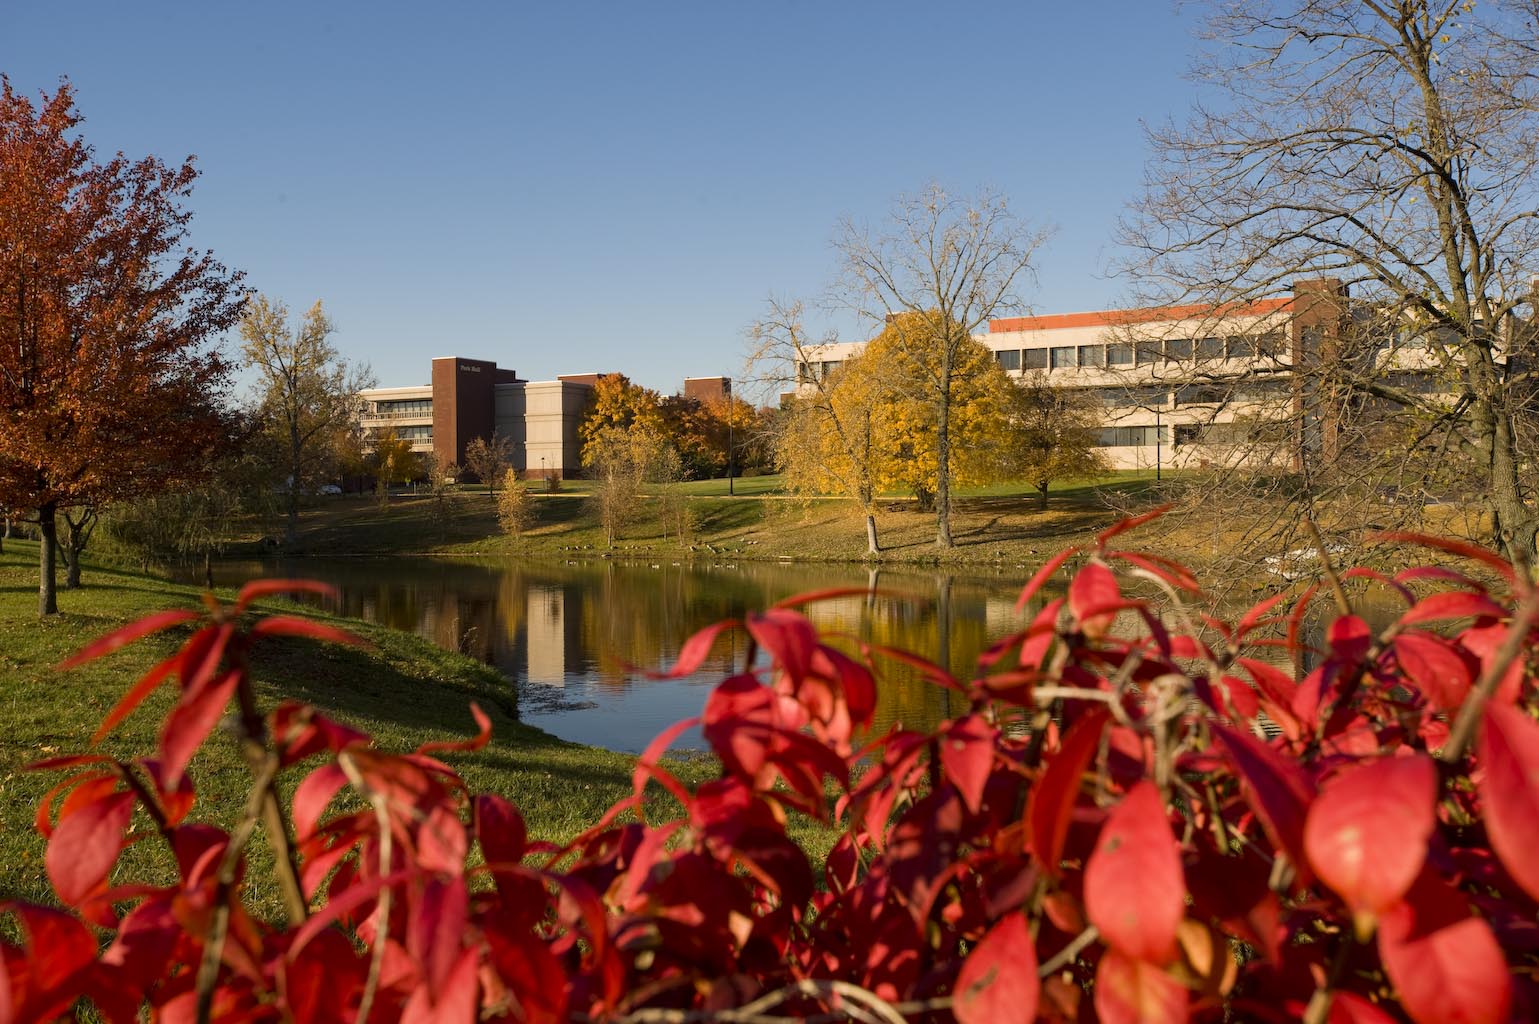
[235,471,1155,568]
[0,540,799,919]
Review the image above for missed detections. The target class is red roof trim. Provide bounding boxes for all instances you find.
[989,297,1293,334]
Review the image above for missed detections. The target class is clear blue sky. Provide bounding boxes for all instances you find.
[2,2,1202,399]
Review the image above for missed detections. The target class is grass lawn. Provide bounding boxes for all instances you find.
[225,471,1160,567]
[0,540,791,919]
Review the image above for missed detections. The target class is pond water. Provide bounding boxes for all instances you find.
[198,556,1385,753]
[200,557,1036,752]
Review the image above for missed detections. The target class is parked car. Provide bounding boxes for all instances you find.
[318,484,342,496]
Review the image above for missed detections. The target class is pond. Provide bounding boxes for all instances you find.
[200,557,1037,752]
[198,556,1383,753]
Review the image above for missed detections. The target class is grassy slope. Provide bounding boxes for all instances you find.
[235,473,1159,564]
[0,540,743,917]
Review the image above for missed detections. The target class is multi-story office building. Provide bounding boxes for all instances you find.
[357,363,739,481]
[796,280,1449,471]
[357,357,597,479]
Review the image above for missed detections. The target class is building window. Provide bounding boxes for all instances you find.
[1095,425,1169,447]
[1077,344,1105,368]
[1225,335,1253,359]
[995,349,1021,371]
[1165,338,1194,363]
[1050,346,1076,370]
[1257,331,1286,358]
[1107,342,1133,366]
[1195,336,1224,360]
[1022,348,1048,370]
[1175,384,1226,406]
[375,398,432,418]
[1135,340,1163,366]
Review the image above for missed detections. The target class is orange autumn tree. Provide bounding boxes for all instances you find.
[0,78,245,615]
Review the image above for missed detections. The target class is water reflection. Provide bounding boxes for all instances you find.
[202,558,1030,752]
[199,557,1400,753]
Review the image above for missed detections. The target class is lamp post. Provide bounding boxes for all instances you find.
[725,377,734,497]
[540,455,546,481]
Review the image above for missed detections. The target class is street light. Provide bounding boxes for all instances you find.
[725,376,734,497]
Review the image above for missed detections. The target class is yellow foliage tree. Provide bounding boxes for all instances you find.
[579,374,665,468]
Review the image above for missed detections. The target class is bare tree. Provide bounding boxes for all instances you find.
[1121,0,1539,559]
[464,433,515,495]
[241,295,372,544]
[835,184,1049,547]
[747,298,887,554]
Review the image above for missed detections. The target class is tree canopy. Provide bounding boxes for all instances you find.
[1122,0,1539,558]
[0,79,244,614]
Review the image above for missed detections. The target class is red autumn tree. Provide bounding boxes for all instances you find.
[0,78,245,615]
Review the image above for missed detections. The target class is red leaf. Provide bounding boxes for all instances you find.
[954,912,1039,1024]
[646,619,739,678]
[91,652,182,742]
[1093,949,1189,1024]
[1069,561,1121,639]
[1327,992,1400,1024]
[1367,531,1518,587]
[1210,723,1315,881]
[1326,616,1372,663]
[233,578,340,612]
[940,714,997,815]
[1377,871,1511,1024]
[1,903,99,1022]
[56,609,199,670]
[772,585,897,609]
[1016,546,1078,611]
[1392,632,1475,711]
[1235,590,1294,639]
[746,608,818,684]
[293,762,347,840]
[46,791,134,903]
[248,614,368,648]
[158,668,241,787]
[1085,781,1184,964]
[1477,703,1539,903]
[1304,755,1436,921]
[416,702,492,755]
[1027,708,1110,877]
[474,794,528,871]
[1399,591,1507,625]
[400,946,479,1024]
[1095,505,1173,546]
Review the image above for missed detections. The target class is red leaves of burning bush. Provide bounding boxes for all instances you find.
[6,528,1539,1024]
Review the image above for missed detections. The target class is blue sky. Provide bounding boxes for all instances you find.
[3,2,1202,398]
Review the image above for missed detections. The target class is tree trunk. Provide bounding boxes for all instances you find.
[1474,393,1538,563]
[38,502,58,616]
[935,365,954,549]
[204,548,214,590]
[287,423,302,544]
[865,512,881,556]
[1037,481,1049,512]
[63,542,81,589]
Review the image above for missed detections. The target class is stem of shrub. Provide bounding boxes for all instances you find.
[1441,591,1539,764]
[231,649,309,924]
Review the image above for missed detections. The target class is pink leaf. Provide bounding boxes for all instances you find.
[1027,708,1110,877]
[46,792,135,904]
[1477,703,1539,903]
[1392,632,1475,711]
[1399,591,1507,625]
[1016,547,1077,611]
[1304,755,1436,921]
[56,609,199,670]
[416,702,492,755]
[1377,871,1511,1024]
[940,714,997,815]
[248,614,368,648]
[233,578,340,612]
[1085,781,1184,964]
[645,619,738,678]
[158,669,241,787]
[954,913,1039,1024]
[1093,949,1189,1024]
[1210,723,1315,882]
[1069,561,1121,639]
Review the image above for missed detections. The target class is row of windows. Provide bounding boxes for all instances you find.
[372,398,432,418]
[796,360,843,383]
[1095,426,1169,447]
[393,425,433,441]
[995,333,1287,372]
